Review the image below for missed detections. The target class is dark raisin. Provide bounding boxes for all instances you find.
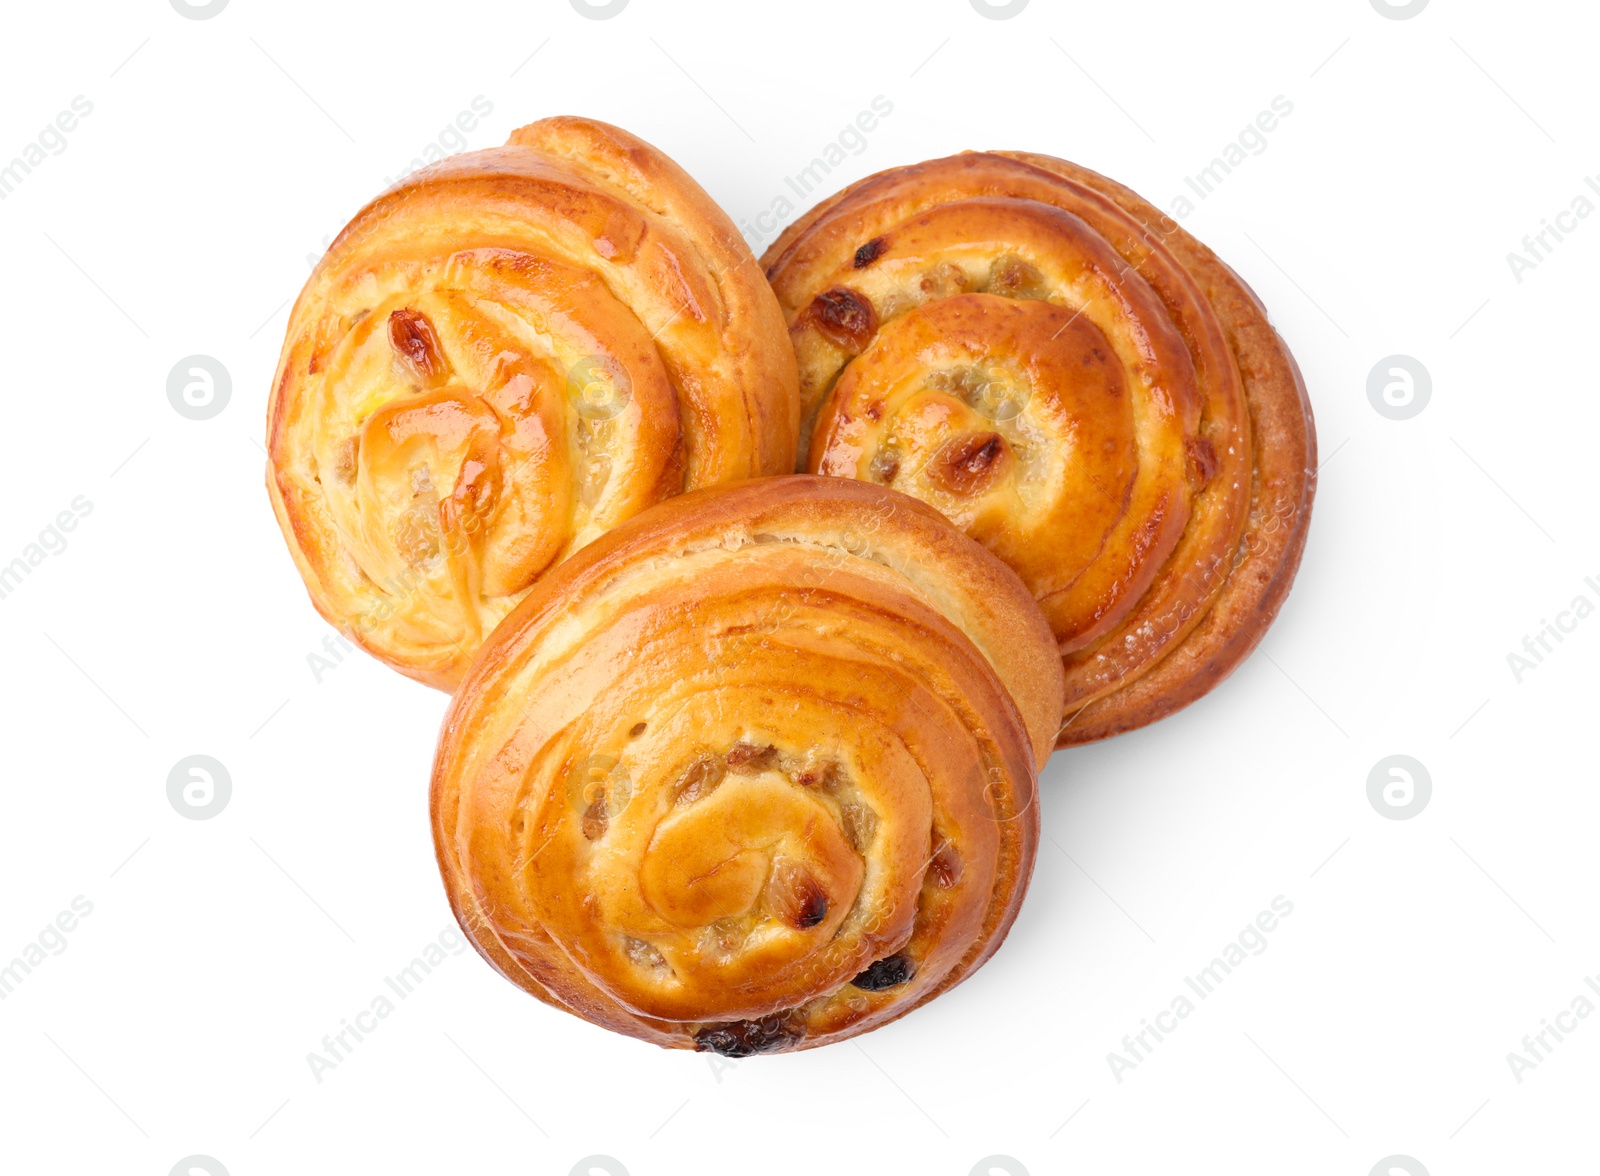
[853,236,888,269]
[766,860,830,929]
[804,287,878,352]
[852,953,916,991]
[629,721,647,738]
[693,1016,802,1057]
[793,887,828,929]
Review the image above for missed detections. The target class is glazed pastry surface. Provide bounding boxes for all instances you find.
[268,117,799,688]
[431,476,1063,1053]
[763,151,1315,744]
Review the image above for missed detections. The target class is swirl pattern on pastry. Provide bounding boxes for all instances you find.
[431,476,1063,1053]
[267,116,800,688]
[763,151,1315,745]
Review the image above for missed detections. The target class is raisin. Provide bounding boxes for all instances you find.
[868,446,901,484]
[795,760,844,789]
[694,1016,803,1057]
[705,917,748,957]
[852,953,916,991]
[1185,435,1220,487]
[581,791,609,841]
[794,890,827,928]
[917,261,969,298]
[840,801,878,852]
[987,254,1045,298]
[625,937,666,970]
[673,754,726,806]
[725,742,778,774]
[927,432,1008,496]
[853,236,889,269]
[388,307,446,383]
[804,287,878,352]
[766,859,829,929]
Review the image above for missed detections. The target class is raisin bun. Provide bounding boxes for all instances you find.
[431,476,1062,1053]
[763,151,1315,745]
[267,116,799,689]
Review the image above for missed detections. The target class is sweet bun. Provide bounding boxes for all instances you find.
[431,476,1062,1052]
[763,151,1315,744]
[267,117,799,688]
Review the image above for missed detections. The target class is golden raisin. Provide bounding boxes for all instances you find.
[388,307,446,383]
[927,433,1008,496]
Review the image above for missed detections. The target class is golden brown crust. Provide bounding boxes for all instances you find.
[430,476,1063,1052]
[266,116,799,690]
[761,151,1314,746]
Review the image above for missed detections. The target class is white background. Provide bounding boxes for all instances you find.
[1,1,1595,1173]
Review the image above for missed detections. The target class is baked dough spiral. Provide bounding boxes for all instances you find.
[267,117,799,688]
[763,151,1315,745]
[431,476,1062,1053]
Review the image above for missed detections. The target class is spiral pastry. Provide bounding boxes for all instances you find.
[431,476,1062,1053]
[266,117,800,688]
[762,151,1316,745]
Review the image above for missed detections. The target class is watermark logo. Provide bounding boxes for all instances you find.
[1370,1159,1427,1176]
[167,355,231,421]
[969,369,1030,422]
[1369,0,1429,19]
[167,755,232,821]
[169,0,229,19]
[567,356,632,420]
[970,0,1028,18]
[1367,755,1430,820]
[571,1158,628,1176]
[971,1158,1028,1175]
[566,755,634,839]
[1366,355,1429,420]
[569,0,629,17]
[170,1158,229,1176]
